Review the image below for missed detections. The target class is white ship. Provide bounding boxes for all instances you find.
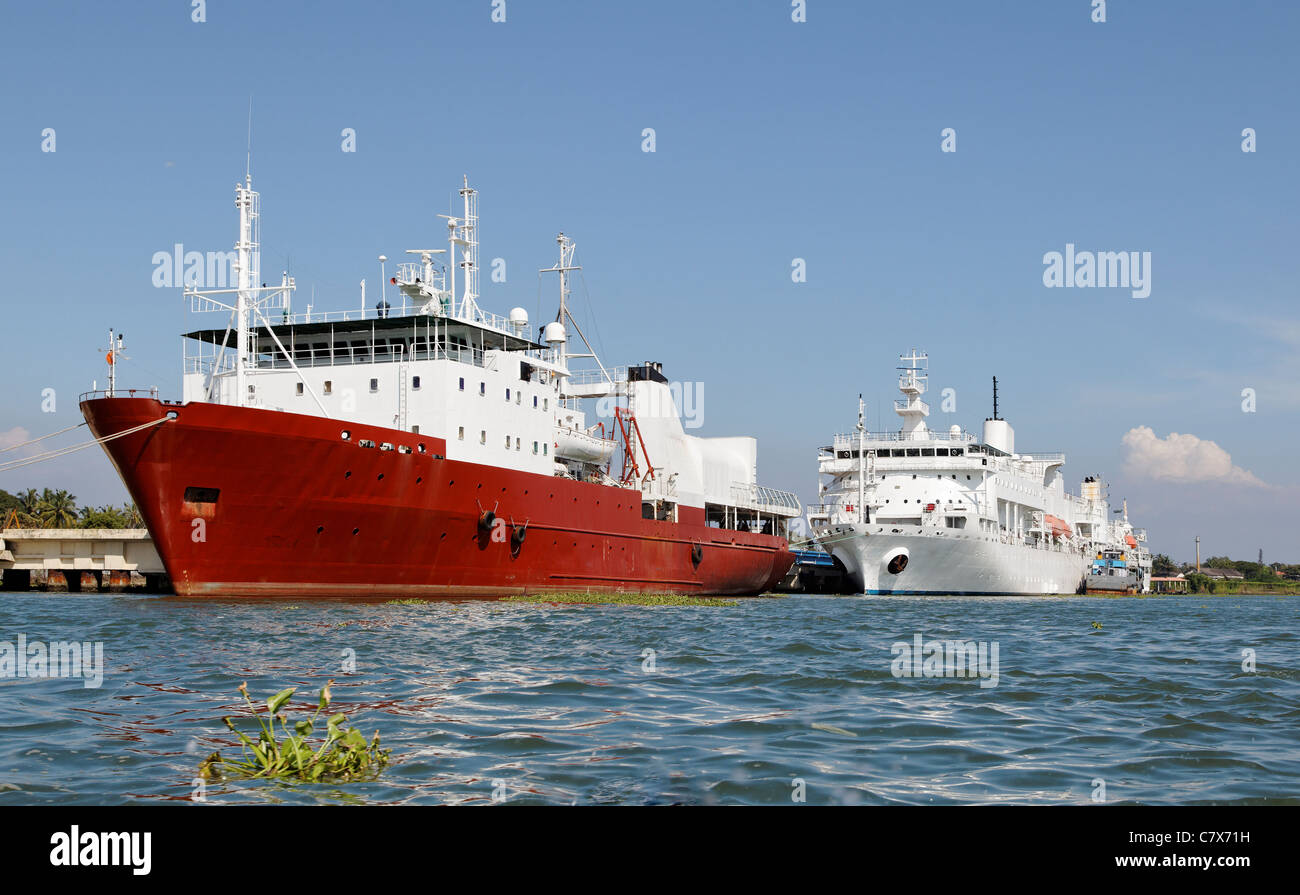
[808,351,1150,595]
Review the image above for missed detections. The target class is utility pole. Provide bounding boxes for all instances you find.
[1195,536,1201,572]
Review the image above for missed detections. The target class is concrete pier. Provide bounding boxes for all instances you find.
[0,529,168,592]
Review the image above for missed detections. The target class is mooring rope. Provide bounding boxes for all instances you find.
[0,416,173,474]
[0,422,88,454]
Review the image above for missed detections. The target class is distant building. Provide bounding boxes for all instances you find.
[1151,575,1188,594]
[1197,567,1245,580]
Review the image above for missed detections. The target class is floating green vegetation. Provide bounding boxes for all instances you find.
[1090,622,1103,630]
[384,598,430,605]
[199,681,390,784]
[503,592,738,607]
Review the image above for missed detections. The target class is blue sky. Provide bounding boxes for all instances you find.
[1,0,1297,562]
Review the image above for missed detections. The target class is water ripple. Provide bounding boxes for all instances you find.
[0,593,1296,804]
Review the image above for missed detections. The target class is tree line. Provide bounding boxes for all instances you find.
[0,488,143,529]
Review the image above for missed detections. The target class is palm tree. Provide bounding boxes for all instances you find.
[16,488,42,526]
[122,502,143,528]
[39,489,79,528]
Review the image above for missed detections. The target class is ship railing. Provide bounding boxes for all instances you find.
[729,482,800,516]
[78,387,162,402]
[830,430,976,446]
[269,300,522,339]
[188,341,511,374]
[893,398,930,415]
[566,366,627,387]
[639,469,678,500]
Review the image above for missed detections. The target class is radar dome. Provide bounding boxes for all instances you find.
[542,321,567,344]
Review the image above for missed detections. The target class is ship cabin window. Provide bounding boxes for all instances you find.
[480,430,486,444]
[951,448,963,456]
[411,426,419,435]
[458,427,465,440]
[515,437,521,451]
[922,448,935,456]
[324,381,333,395]
[532,441,539,454]
[543,443,548,456]
[369,378,379,393]
[459,377,465,391]
[533,396,538,408]
[906,449,920,457]
[935,448,949,456]
[504,435,511,449]
[479,382,486,396]
[296,383,304,396]
[516,392,521,405]
[506,388,511,401]
[412,376,421,390]
[544,399,548,411]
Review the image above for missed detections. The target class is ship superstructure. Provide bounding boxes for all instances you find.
[808,351,1149,595]
[80,174,797,597]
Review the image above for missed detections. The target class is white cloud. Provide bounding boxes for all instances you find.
[0,427,31,452]
[1121,426,1265,487]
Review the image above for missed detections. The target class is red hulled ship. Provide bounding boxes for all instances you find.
[81,175,797,597]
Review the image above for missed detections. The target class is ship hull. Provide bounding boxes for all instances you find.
[814,523,1088,595]
[81,397,793,598]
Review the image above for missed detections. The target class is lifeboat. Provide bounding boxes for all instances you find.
[554,426,616,465]
[1125,534,1137,549]
[1044,514,1073,539]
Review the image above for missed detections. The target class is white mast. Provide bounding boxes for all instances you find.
[857,394,866,523]
[549,233,578,370]
[233,173,259,406]
[895,349,929,438]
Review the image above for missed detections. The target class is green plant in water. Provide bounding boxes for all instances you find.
[199,681,390,783]
[385,598,429,605]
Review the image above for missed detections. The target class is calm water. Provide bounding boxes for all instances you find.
[0,593,1296,805]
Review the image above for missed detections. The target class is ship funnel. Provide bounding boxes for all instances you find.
[982,418,1014,454]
